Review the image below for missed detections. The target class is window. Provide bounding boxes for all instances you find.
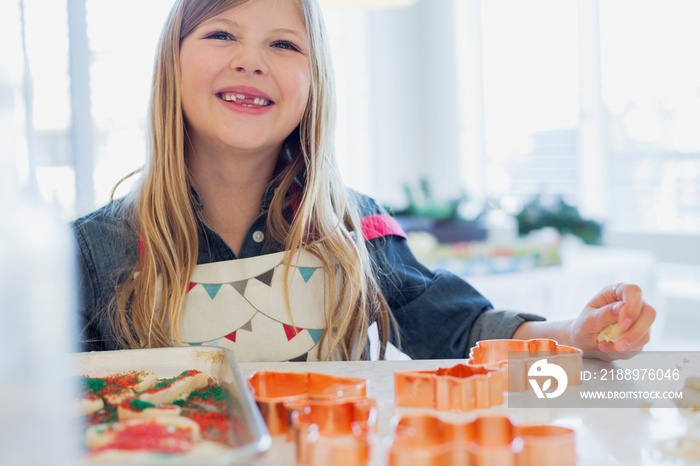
[6,0,700,233]
[85,0,174,207]
[454,0,700,232]
[600,0,700,232]
[479,0,580,203]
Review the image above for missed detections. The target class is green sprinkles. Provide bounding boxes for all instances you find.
[189,382,230,404]
[81,376,106,395]
[125,398,157,412]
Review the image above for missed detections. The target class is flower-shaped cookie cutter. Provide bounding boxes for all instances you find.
[467,339,583,392]
[389,415,576,466]
[248,371,366,435]
[285,397,378,466]
[394,364,505,411]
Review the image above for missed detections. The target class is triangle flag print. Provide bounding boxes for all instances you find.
[283,323,301,341]
[239,319,253,333]
[224,330,237,343]
[229,279,247,296]
[187,282,197,293]
[254,269,275,287]
[307,329,324,345]
[298,267,317,283]
[202,284,223,299]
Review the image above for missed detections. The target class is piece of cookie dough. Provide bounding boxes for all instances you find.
[597,322,623,343]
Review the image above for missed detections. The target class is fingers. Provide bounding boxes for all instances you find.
[586,282,638,309]
[617,284,644,331]
[586,300,621,331]
[614,301,656,351]
[586,283,621,309]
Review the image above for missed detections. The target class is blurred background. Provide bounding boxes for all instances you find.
[1,0,699,351]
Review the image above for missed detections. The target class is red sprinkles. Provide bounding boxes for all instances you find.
[95,421,194,454]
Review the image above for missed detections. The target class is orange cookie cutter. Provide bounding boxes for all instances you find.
[285,397,378,466]
[394,364,505,411]
[467,339,583,392]
[248,371,367,435]
[389,415,576,466]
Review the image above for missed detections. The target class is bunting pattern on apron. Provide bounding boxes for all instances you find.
[179,250,330,362]
[171,211,406,362]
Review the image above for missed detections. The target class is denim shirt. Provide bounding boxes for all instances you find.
[71,186,544,358]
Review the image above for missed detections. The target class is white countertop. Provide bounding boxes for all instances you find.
[239,356,699,466]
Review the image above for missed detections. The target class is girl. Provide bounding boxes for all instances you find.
[72,0,655,361]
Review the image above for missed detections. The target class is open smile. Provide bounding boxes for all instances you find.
[215,87,275,115]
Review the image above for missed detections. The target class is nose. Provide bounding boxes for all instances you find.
[231,45,266,75]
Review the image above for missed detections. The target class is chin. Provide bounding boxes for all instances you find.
[222,139,279,155]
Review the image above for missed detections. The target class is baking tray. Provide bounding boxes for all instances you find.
[73,346,271,465]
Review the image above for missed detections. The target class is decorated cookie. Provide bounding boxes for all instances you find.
[138,370,209,404]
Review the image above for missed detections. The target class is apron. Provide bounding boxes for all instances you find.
[164,210,405,362]
[179,250,332,362]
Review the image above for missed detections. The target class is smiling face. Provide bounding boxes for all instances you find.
[179,0,311,159]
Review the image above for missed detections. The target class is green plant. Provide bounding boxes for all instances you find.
[516,196,603,245]
[390,178,467,222]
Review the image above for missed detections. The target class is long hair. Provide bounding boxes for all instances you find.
[109,0,396,360]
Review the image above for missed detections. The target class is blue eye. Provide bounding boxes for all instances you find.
[272,41,299,52]
[206,31,234,41]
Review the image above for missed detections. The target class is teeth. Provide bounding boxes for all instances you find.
[220,93,270,106]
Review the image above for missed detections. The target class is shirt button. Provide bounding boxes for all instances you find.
[252,231,265,243]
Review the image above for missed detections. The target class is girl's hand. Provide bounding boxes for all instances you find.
[568,283,656,361]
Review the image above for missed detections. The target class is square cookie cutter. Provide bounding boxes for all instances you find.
[248,371,366,435]
[285,397,378,466]
[389,415,576,466]
[467,339,583,392]
[394,363,504,411]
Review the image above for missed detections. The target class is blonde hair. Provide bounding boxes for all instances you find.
[108,0,396,360]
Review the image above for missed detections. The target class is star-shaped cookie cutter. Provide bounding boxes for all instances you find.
[389,415,576,466]
[467,338,583,392]
[394,364,505,411]
[248,371,367,435]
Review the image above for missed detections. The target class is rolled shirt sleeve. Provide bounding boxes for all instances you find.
[356,193,546,360]
[466,309,547,355]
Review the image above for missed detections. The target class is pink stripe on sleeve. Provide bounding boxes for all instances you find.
[360,214,407,241]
